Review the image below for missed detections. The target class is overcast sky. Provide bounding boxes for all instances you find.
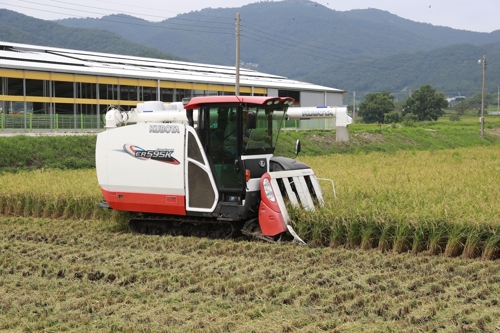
[2,0,498,33]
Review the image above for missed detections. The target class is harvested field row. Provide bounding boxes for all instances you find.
[1,216,499,332]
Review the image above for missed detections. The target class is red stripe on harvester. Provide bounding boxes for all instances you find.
[101,189,186,215]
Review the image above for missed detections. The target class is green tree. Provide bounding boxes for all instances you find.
[402,85,448,121]
[394,96,409,112]
[358,91,395,123]
[466,92,494,110]
[453,101,471,115]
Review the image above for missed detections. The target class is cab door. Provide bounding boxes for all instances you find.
[198,104,245,195]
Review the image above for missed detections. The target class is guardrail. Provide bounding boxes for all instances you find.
[1,114,104,132]
[0,114,336,133]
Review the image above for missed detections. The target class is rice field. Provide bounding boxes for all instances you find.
[1,146,500,258]
[1,146,500,331]
[292,146,500,259]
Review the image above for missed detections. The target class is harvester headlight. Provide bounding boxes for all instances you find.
[263,178,276,202]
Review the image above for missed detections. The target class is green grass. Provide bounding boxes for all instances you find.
[276,115,500,157]
[0,135,97,173]
[2,114,500,173]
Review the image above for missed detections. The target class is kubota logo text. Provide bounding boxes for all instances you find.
[301,109,334,117]
[149,125,180,133]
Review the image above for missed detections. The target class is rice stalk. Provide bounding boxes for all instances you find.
[288,206,312,242]
[462,227,487,259]
[31,196,44,218]
[411,223,428,254]
[329,218,346,248]
[62,197,76,219]
[377,224,395,253]
[444,223,467,257]
[310,214,330,247]
[481,228,500,260]
[360,221,380,250]
[22,194,33,218]
[392,222,413,253]
[2,194,12,216]
[345,218,363,249]
[427,221,449,255]
[12,193,25,216]
[42,197,53,219]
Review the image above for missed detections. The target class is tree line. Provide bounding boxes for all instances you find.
[355,85,500,124]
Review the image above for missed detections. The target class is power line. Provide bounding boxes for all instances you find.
[97,0,231,20]
[50,0,234,26]
[241,29,355,63]
[2,2,233,35]
[19,0,233,29]
[241,34,344,64]
[241,21,375,61]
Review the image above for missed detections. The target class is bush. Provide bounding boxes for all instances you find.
[403,113,418,126]
[384,111,402,124]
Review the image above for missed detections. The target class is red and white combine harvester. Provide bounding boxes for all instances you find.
[96,96,351,244]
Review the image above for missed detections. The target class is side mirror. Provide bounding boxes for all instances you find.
[234,159,241,173]
[247,111,257,129]
[294,139,301,158]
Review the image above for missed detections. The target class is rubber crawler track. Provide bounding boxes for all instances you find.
[127,215,298,244]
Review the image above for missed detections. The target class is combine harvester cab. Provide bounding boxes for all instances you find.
[96,97,349,244]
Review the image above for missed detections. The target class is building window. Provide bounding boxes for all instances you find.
[121,85,138,101]
[176,89,192,102]
[77,83,96,99]
[279,90,300,105]
[7,78,23,96]
[25,79,44,97]
[160,88,173,102]
[54,81,74,98]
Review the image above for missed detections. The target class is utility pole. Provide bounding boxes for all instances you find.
[352,91,356,122]
[479,55,486,137]
[235,12,240,96]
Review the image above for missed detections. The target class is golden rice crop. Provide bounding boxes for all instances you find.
[1,146,500,258]
[294,146,500,258]
[0,169,112,220]
[303,147,500,227]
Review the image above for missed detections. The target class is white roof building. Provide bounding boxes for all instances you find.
[0,41,346,131]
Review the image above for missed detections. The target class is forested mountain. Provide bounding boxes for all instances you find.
[303,43,500,99]
[57,1,500,73]
[0,9,183,61]
[55,0,500,96]
[2,0,500,98]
